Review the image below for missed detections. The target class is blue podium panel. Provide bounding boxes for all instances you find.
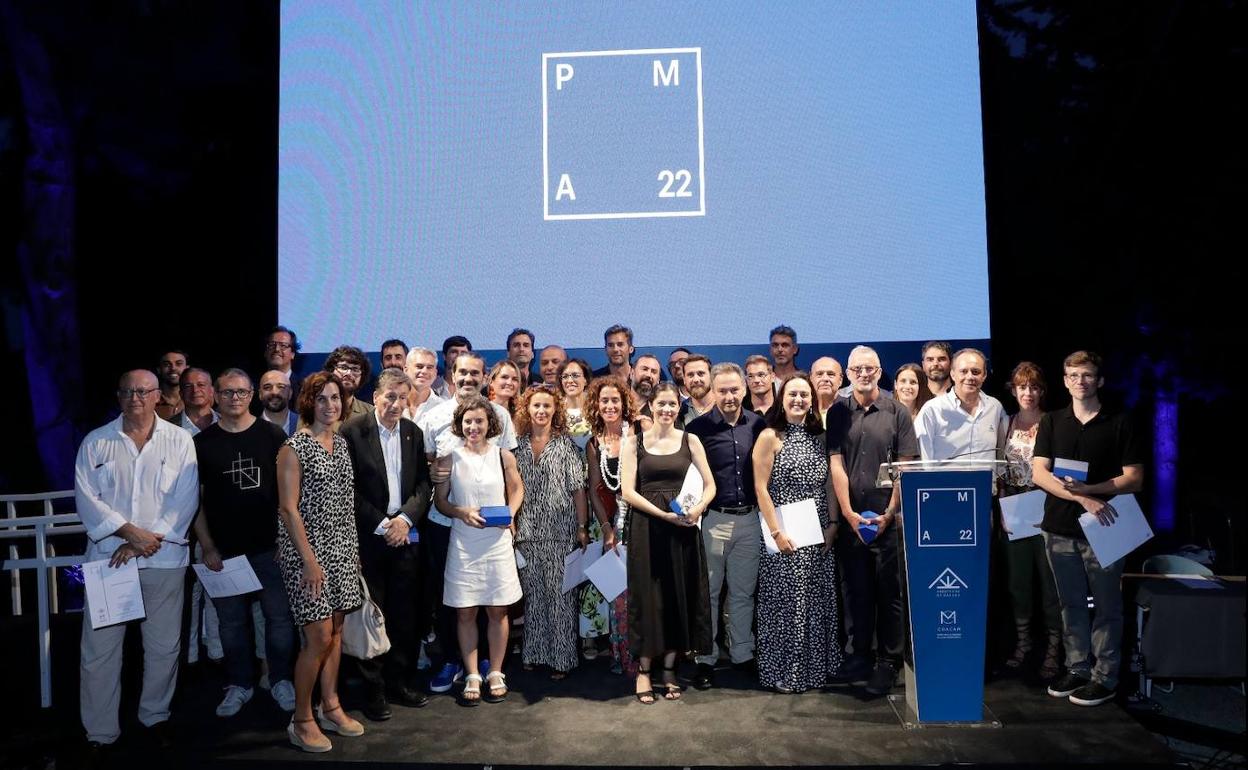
[899,470,993,723]
[543,48,705,220]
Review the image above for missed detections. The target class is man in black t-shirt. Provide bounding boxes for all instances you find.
[193,368,297,717]
[1032,351,1145,708]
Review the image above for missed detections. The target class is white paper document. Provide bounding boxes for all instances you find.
[1000,489,1046,541]
[192,556,263,598]
[83,559,145,630]
[562,548,586,594]
[760,498,824,554]
[1078,494,1154,567]
[584,544,628,601]
[581,540,605,572]
[561,540,606,594]
[671,465,704,529]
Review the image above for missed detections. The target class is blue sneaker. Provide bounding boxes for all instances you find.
[429,662,463,693]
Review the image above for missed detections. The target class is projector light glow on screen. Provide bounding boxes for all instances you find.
[279,2,990,356]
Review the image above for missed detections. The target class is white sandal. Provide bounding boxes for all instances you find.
[458,673,483,707]
[484,671,508,703]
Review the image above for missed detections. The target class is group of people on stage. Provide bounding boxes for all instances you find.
[73,322,1144,754]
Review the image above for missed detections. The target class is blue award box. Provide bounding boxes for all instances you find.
[481,505,512,527]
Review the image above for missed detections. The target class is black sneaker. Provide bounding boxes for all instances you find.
[864,661,898,696]
[825,656,872,687]
[1068,681,1115,707]
[1046,671,1090,698]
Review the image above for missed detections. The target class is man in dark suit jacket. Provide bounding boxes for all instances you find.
[340,368,432,719]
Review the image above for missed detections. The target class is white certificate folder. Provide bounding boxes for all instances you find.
[83,559,146,629]
[759,499,824,554]
[1078,494,1154,567]
[192,556,263,598]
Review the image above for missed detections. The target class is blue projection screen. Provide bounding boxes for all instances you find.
[279,2,990,356]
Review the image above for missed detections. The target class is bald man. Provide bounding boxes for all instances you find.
[811,356,843,425]
[538,345,568,387]
[74,370,200,749]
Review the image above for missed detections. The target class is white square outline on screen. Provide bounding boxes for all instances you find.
[542,47,706,221]
[914,487,978,548]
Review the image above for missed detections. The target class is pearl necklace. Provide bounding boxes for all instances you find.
[596,423,627,492]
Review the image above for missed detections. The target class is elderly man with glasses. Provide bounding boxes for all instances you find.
[826,345,919,696]
[74,370,200,754]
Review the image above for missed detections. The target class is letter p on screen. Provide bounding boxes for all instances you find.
[556,63,574,90]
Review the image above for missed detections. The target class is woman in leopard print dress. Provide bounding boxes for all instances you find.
[277,372,364,752]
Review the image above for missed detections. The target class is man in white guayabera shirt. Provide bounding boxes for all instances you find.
[74,369,199,751]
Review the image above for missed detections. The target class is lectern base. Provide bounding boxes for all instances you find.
[887,693,1003,730]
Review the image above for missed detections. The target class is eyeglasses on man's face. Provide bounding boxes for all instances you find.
[266,341,293,352]
[334,364,363,374]
[219,389,253,401]
[118,388,158,400]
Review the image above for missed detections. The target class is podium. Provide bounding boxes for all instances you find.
[880,459,1011,728]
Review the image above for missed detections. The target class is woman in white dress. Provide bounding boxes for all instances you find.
[434,396,525,706]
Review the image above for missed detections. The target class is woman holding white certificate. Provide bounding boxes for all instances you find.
[752,373,842,693]
[434,396,524,706]
[620,382,715,704]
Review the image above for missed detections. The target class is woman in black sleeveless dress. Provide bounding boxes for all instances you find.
[620,382,715,703]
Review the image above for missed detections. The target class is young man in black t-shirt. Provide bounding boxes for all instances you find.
[193,368,298,717]
[1031,351,1145,708]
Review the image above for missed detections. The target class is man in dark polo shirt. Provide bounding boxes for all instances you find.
[686,363,767,689]
[1032,350,1144,708]
[826,345,918,696]
[193,368,297,717]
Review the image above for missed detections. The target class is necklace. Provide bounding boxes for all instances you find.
[596,423,626,491]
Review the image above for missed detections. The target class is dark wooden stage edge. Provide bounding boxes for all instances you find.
[160,664,1172,768]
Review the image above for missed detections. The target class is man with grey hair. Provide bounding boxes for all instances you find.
[686,361,767,688]
[916,347,1007,463]
[192,368,297,716]
[341,368,433,717]
[74,369,199,751]
[826,345,918,695]
[175,366,220,666]
[177,367,218,435]
[403,347,446,424]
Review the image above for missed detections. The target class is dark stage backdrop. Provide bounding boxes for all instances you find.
[1,2,1241,565]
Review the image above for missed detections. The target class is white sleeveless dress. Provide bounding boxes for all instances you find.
[443,445,523,608]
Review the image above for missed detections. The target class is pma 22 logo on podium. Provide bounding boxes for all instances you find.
[928,567,968,597]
